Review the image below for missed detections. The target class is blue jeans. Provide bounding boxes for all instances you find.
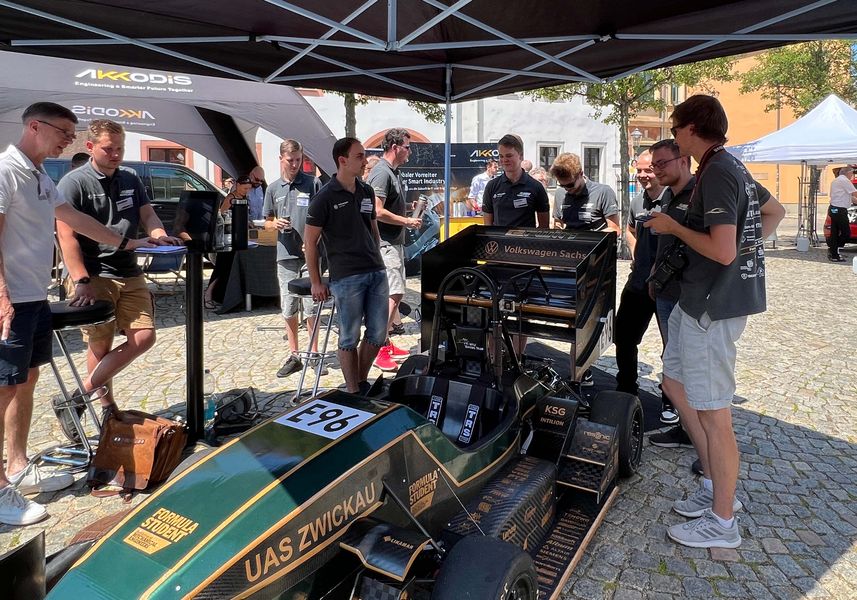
[655,297,677,345]
[329,270,389,350]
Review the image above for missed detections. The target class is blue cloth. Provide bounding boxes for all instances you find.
[248,185,265,221]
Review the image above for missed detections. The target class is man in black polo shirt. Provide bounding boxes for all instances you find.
[482,134,549,228]
[263,139,324,379]
[367,128,422,372]
[550,152,620,234]
[56,119,181,434]
[305,138,388,395]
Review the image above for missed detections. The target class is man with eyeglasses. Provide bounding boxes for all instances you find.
[247,165,267,221]
[367,128,422,373]
[645,95,785,549]
[264,139,324,379]
[549,152,620,235]
[613,150,666,400]
[0,102,155,526]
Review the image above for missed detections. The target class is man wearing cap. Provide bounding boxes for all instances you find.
[827,164,857,262]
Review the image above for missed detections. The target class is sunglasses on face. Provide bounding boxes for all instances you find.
[559,172,583,190]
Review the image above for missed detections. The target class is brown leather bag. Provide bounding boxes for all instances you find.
[87,409,187,491]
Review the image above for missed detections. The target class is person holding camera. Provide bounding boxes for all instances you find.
[645,95,784,549]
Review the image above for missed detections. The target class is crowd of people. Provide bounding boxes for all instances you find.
[0,96,789,555]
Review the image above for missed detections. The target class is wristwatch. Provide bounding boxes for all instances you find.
[118,236,130,250]
[74,277,91,286]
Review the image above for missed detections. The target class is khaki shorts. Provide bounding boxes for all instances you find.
[64,275,155,342]
[380,243,406,296]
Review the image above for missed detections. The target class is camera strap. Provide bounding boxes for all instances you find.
[681,144,724,227]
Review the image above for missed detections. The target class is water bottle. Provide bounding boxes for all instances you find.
[203,369,217,421]
[214,212,225,249]
[223,209,233,248]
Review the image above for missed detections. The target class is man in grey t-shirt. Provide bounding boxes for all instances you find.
[262,139,323,379]
[550,152,620,234]
[646,95,785,550]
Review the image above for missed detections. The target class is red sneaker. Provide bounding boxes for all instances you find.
[373,346,398,372]
[387,342,410,362]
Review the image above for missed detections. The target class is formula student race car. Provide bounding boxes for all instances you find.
[16,226,642,600]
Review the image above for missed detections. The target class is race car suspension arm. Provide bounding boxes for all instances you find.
[382,478,446,556]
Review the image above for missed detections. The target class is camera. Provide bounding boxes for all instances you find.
[647,241,688,292]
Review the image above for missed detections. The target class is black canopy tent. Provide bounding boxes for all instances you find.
[2,0,853,439]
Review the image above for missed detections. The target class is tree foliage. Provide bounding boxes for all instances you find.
[738,41,857,116]
[523,58,734,242]
[407,101,446,124]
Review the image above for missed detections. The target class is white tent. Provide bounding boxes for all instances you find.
[726,95,857,165]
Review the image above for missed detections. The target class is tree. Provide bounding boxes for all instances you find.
[524,59,733,249]
[738,40,857,116]
[407,101,446,124]
[330,92,371,137]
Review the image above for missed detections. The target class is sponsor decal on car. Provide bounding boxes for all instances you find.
[408,468,439,515]
[124,508,199,555]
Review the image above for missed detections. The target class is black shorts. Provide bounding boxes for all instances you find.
[0,300,53,386]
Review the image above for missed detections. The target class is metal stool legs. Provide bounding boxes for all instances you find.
[42,330,106,469]
[292,298,336,405]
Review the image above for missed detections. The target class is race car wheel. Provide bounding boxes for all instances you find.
[432,535,537,600]
[589,390,643,478]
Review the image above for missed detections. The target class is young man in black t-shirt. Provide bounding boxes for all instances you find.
[305,138,388,394]
[482,134,549,228]
[646,95,785,549]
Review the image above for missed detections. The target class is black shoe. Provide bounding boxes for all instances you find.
[277,355,303,378]
[357,381,371,395]
[579,369,594,387]
[691,458,703,476]
[828,253,845,262]
[52,389,86,444]
[649,425,693,448]
[389,323,406,336]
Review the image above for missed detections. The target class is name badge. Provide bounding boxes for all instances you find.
[513,195,529,209]
[360,197,373,213]
[116,196,134,212]
[296,192,310,207]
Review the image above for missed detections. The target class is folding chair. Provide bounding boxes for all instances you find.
[141,252,186,295]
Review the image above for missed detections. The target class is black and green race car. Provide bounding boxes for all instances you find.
[34,226,642,599]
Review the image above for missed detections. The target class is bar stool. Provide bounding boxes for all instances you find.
[287,277,336,405]
[41,299,115,470]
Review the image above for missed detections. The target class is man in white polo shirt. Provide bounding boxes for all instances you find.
[827,164,857,262]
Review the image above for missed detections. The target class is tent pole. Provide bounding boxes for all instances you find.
[444,64,452,240]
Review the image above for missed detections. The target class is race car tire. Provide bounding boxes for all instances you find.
[588,390,643,478]
[432,535,537,600]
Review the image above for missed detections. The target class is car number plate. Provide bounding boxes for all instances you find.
[275,399,375,439]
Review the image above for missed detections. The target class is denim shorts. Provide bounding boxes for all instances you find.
[662,304,747,411]
[276,259,315,319]
[0,300,53,386]
[329,269,389,350]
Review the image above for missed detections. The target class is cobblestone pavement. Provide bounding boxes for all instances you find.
[1,234,856,599]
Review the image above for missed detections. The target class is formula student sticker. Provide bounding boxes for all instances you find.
[124,508,199,555]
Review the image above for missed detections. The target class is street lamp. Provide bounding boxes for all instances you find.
[631,128,643,154]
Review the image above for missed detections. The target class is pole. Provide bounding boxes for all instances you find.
[185,251,204,442]
[443,64,452,241]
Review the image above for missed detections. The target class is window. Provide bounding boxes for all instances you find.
[670,84,681,105]
[149,166,210,202]
[583,146,602,182]
[148,147,186,165]
[538,144,560,186]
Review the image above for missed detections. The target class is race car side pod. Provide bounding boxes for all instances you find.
[381,477,445,556]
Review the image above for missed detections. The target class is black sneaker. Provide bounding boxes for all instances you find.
[650,425,694,448]
[691,457,703,476]
[277,355,303,378]
[579,369,594,387]
[389,323,406,336]
[828,253,845,262]
[357,381,372,396]
[52,389,86,444]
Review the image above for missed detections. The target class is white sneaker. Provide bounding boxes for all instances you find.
[0,485,48,525]
[9,463,75,495]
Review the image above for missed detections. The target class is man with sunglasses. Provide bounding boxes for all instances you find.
[367,128,422,373]
[0,102,155,526]
[645,95,785,549]
[549,153,620,234]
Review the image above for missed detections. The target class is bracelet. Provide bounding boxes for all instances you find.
[74,276,91,286]
[118,236,130,251]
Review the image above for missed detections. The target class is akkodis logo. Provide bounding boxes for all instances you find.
[75,68,192,86]
[72,105,156,120]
